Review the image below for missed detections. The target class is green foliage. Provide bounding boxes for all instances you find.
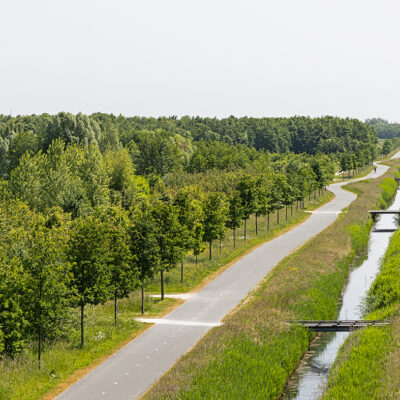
[379,177,397,208]
[367,229,400,311]
[366,117,400,139]
[347,223,370,254]
[0,256,27,356]
[226,191,243,231]
[237,176,259,220]
[9,140,110,216]
[67,215,113,346]
[43,112,100,150]
[201,193,228,258]
[23,222,72,367]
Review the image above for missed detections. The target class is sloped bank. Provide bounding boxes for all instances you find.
[143,170,398,400]
[322,211,400,399]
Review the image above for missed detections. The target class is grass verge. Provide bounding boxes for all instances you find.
[142,167,399,400]
[0,192,332,400]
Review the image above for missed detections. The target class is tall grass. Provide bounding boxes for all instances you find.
[144,172,399,400]
[323,225,400,399]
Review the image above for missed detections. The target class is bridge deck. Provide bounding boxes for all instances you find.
[295,320,389,332]
[369,210,400,214]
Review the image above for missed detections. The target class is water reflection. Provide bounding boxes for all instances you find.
[282,192,400,399]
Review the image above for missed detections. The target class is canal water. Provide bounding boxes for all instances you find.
[281,190,400,399]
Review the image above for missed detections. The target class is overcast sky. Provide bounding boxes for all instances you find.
[1,0,399,120]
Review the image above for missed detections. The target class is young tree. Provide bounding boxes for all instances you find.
[192,222,205,270]
[226,191,243,248]
[151,195,184,300]
[237,177,258,240]
[23,221,71,369]
[202,192,228,259]
[128,206,160,314]
[0,255,27,357]
[67,215,111,347]
[173,190,201,282]
[256,176,273,231]
[96,206,136,326]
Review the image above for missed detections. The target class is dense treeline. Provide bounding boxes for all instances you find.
[366,118,400,139]
[0,112,378,368]
[0,113,378,178]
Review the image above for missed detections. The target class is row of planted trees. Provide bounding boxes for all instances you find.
[0,151,333,369]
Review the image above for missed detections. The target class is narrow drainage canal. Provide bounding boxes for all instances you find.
[281,189,400,400]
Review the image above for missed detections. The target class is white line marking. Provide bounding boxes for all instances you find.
[305,211,342,214]
[136,318,222,327]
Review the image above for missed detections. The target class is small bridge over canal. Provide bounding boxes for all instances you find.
[369,210,400,232]
[295,320,389,332]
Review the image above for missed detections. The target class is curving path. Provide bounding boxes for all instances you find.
[57,154,399,400]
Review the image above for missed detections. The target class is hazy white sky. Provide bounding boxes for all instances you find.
[1,0,400,120]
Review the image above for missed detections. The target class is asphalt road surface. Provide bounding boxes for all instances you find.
[57,157,397,400]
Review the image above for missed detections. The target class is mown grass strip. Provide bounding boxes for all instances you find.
[143,167,399,400]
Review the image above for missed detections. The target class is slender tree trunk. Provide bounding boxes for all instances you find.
[291,204,293,216]
[141,279,144,315]
[309,192,311,201]
[297,200,299,212]
[195,254,198,271]
[114,291,118,327]
[209,240,212,260]
[267,213,270,231]
[80,303,85,348]
[314,191,316,199]
[277,209,280,224]
[161,270,164,300]
[38,327,42,370]
[233,228,236,248]
[180,260,184,283]
[244,219,247,240]
[285,206,288,221]
[255,214,258,235]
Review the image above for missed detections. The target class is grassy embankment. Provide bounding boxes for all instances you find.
[143,168,399,400]
[323,172,400,399]
[0,192,331,400]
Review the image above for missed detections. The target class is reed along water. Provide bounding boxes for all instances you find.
[281,191,400,399]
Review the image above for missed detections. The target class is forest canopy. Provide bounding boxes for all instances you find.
[0,113,378,179]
